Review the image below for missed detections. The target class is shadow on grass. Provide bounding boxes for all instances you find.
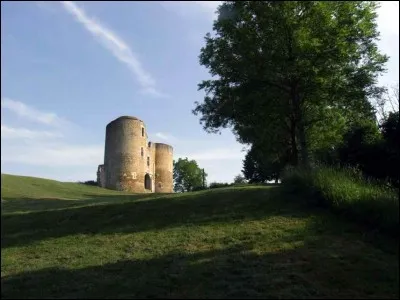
[1,193,157,214]
[1,238,398,299]
[2,187,399,298]
[3,187,304,249]
[2,187,398,253]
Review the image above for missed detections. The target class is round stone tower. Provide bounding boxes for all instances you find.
[104,116,149,192]
[154,143,174,193]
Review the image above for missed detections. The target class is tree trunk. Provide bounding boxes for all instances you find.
[297,120,310,169]
[291,84,310,169]
[290,117,299,166]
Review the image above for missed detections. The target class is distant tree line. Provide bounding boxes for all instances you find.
[78,180,98,186]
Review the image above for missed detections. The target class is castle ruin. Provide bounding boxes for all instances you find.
[97,116,173,193]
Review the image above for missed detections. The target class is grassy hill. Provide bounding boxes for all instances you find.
[1,173,398,299]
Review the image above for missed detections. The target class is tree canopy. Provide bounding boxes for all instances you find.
[173,158,207,192]
[193,1,388,170]
[243,145,285,183]
[233,174,247,184]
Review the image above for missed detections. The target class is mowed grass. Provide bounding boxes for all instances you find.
[1,174,398,299]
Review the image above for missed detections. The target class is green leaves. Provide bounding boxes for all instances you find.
[194,1,387,169]
[173,158,207,192]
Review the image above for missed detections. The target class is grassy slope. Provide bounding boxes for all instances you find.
[1,174,398,299]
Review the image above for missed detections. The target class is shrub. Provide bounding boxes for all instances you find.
[331,116,399,189]
[209,182,230,189]
[192,186,207,192]
[282,165,399,236]
[230,183,249,187]
[79,180,98,186]
[233,174,247,184]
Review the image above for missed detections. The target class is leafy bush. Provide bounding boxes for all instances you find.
[209,182,230,189]
[79,180,98,186]
[320,116,400,189]
[233,174,247,184]
[192,186,208,192]
[230,183,249,187]
[379,111,399,188]
[282,166,399,236]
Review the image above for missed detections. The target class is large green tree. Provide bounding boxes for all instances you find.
[193,1,387,168]
[173,158,207,192]
[243,144,287,183]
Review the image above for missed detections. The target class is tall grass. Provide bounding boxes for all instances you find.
[282,166,399,236]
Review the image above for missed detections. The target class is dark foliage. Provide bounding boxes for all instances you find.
[209,182,231,189]
[335,114,399,188]
[79,180,98,186]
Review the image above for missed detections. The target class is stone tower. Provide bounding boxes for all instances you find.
[154,143,174,193]
[98,116,173,193]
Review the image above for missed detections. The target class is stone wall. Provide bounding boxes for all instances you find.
[155,143,174,193]
[97,164,105,188]
[101,116,173,193]
[104,116,148,192]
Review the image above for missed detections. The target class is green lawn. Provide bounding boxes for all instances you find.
[1,174,398,299]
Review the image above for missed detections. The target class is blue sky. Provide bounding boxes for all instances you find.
[1,1,399,183]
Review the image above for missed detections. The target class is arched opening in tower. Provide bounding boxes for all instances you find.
[144,174,152,191]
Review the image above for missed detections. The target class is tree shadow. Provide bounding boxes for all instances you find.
[1,194,157,214]
[2,187,398,253]
[2,187,398,298]
[3,187,304,249]
[1,238,398,299]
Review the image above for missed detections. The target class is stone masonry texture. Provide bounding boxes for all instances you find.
[98,116,173,193]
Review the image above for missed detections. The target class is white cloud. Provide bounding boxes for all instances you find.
[176,147,245,161]
[60,1,166,97]
[1,125,63,139]
[1,124,103,181]
[201,160,243,183]
[154,132,178,142]
[2,141,103,167]
[140,87,169,99]
[155,132,169,140]
[1,98,69,127]
[172,147,245,183]
[1,96,101,181]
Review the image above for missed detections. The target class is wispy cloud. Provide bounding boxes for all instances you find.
[1,125,63,139]
[176,147,245,161]
[1,96,100,178]
[1,98,69,127]
[1,140,103,167]
[173,146,245,183]
[154,132,178,142]
[60,1,167,98]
